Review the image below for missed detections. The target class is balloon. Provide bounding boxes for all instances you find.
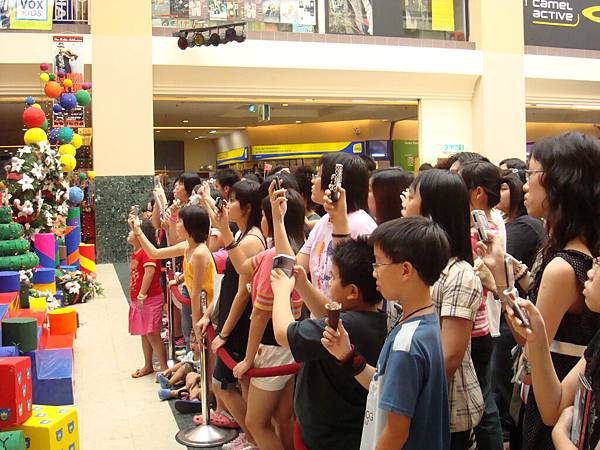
[79,172,87,181]
[49,74,56,81]
[48,128,59,145]
[68,186,84,205]
[44,81,62,99]
[25,97,34,105]
[57,69,66,78]
[31,104,42,109]
[24,128,47,145]
[60,93,77,111]
[59,154,76,172]
[58,144,76,156]
[71,134,83,149]
[22,107,46,128]
[87,171,96,180]
[41,119,49,131]
[57,127,74,144]
[63,79,73,88]
[75,90,91,107]
[82,82,92,90]
[39,73,50,82]
[40,62,49,71]
[53,104,62,114]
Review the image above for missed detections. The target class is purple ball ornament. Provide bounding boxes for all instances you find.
[60,93,77,111]
[53,104,63,114]
[82,82,92,90]
[57,69,66,78]
[48,128,59,145]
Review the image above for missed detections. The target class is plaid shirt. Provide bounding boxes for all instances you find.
[432,257,484,433]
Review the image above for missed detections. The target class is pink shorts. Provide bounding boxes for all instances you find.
[128,293,164,335]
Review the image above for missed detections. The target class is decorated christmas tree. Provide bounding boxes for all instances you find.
[0,205,39,270]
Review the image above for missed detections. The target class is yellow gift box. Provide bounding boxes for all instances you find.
[33,282,56,295]
[28,297,47,311]
[12,405,79,450]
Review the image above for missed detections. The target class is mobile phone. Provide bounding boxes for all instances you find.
[329,164,343,202]
[503,255,531,328]
[272,254,296,278]
[274,176,282,191]
[130,205,139,217]
[472,210,491,242]
[215,197,224,212]
[154,175,162,189]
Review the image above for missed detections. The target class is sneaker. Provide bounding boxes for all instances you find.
[175,349,187,356]
[158,388,172,401]
[222,433,246,450]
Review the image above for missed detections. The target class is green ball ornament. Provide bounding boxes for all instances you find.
[49,74,56,81]
[79,172,87,181]
[57,127,74,144]
[41,118,49,131]
[75,90,91,107]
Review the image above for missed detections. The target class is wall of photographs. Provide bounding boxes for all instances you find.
[152,0,467,39]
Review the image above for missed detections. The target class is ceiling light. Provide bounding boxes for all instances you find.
[209,130,217,134]
[295,120,302,124]
[572,104,600,110]
[282,104,289,107]
[352,99,368,103]
[194,137,199,140]
[194,32,205,46]
[156,130,161,133]
[187,130,192,133]
[182,120,189,123]
[177,33,189,50]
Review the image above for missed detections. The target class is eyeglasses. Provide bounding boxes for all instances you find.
[524,169,544,181]
[372,262,398,271]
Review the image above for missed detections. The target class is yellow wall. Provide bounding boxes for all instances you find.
[391,120,419,140]
[184,139,218,171]
[527,122,600,141]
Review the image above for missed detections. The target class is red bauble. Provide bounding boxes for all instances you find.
[22,107,46,129]
[44,81,62,99]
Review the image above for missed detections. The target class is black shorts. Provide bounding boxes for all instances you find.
[212,352,243,390]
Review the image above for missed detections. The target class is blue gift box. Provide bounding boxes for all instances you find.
[25,349,74,406]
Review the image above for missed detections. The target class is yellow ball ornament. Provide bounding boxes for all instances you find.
[24,128,47,145]
[87,171,96,180]
[40,73,50,82]
[31,104,42,109]
[63,79,73,88]
[58,144,76,156]
[59,154,77,172]
[71,133,83,149]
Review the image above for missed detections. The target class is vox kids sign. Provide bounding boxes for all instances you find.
[524,0,600,50]
[10,0,54,30]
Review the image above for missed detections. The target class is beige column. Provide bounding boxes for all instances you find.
[470,0,527,164]
[91,0,154,176]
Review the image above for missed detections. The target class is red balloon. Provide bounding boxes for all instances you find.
[22,107,46,129]
[44,81,62,99]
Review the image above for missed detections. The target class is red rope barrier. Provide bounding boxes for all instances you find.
[206,325,302,378]
[166,269,302,377]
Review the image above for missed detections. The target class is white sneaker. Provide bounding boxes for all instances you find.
[175,349,186,356]
[222,433,246,450]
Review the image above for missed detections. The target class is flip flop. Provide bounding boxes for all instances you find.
[176,389,190,400]
[131,368,154,378]
[174,399,202,414]
[193,411,239,428]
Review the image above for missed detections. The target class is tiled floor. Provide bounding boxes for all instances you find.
[72,264,182,450]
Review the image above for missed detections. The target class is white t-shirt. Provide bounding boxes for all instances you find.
[299,210,377,299]
[487,209,507,337]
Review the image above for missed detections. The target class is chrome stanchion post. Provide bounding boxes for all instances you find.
[165,262,175,368]
[175,291,237,447]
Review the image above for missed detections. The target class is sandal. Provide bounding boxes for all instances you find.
[193,410,239,428]
[174,399,202,414]
[176,389,190,400]
[131,368,154,378]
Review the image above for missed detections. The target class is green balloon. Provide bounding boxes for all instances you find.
[75,90,91,107]
[41,118,49,131]
[79,172,87,181]
[49,74,56,81]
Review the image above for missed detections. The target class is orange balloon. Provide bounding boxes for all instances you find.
[44,81,62,99]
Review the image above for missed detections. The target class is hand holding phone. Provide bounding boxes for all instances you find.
[472,210,491,242]
[503,255,531,328]
[215,197,224,212]
[272,254,296,278]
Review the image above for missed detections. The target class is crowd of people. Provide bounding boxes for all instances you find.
[124,130,600,450]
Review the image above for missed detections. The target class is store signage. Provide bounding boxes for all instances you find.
[524,0,600,50]
[217,147,249,166]
[441,144,464,153]
[251,141,364,161]
[9,0,53,29]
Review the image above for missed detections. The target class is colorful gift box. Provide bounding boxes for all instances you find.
[0,346,19,357]
[48,309,77,336]
[0,430,26,450]
[11,405,78,450]
[0,357,32,429]
[27,350,74,406]
[1,319,37,353]
[27,298,46,312]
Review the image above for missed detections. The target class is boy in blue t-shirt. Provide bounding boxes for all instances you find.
[322,216,452,450]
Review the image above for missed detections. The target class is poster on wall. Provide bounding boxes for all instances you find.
[209,0,228,19]
[298,0,316,25]
[279,0,298,23]
[262,0,280,22]
[0,0,9,28]
[327,0,372,34]
[244,0,258,19]
[171,0,190,17]
[404,0,454,32]
[52,35,85,128]
[9,0,54,30]
[189,0,203,16]
[523,0,600,51]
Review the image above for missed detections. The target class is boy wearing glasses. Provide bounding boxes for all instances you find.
[322,217,452,450]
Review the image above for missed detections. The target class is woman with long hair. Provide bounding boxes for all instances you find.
[368,168,414,224]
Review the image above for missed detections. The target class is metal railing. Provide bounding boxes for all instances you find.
[54,0,89,24]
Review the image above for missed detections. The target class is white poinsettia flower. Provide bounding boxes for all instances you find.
[17,146,32,157]
[11,157,25,172]
[31,163,44,180]
[58,204,68,216]
[44,156,53,166]
[66,281,81,294]
[18,174,34,191]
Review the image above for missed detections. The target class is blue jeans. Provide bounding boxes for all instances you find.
[180,285,192,351]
